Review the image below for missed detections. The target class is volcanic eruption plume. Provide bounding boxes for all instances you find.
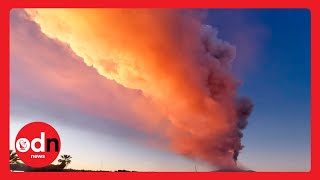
[25,8,253,169]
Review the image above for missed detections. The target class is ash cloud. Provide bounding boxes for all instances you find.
[23,8,253,169]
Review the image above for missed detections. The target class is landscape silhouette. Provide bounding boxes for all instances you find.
[10,150,138,172]
[10,150,253,172]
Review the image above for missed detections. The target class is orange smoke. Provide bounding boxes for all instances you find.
[25,8,252,169]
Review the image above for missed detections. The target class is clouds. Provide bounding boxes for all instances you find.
[10,9,168,143]
[22,8,254,169]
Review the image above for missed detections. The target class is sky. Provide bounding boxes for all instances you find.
[10,9,310,172]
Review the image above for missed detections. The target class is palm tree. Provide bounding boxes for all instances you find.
[10,150,20,164]
[58,154,72,169]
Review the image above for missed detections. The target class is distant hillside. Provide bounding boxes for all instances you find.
[213,168,255,172]
[10,163,135,172]
[11,162,254,172]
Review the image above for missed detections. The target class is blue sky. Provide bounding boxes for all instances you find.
[10,9,310,171]
[206,9,310,171]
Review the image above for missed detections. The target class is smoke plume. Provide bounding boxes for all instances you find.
[25,8,253,169]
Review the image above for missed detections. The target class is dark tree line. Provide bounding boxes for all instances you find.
[10,149,72,172]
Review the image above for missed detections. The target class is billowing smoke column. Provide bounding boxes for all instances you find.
[25,8,253,169]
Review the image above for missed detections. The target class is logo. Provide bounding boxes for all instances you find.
[15,122,61,168]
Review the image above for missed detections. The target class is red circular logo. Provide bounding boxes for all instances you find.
[15,122,61,168]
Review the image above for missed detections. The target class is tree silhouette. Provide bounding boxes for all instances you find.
[58,154,72,169]
[10,150,20,164]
